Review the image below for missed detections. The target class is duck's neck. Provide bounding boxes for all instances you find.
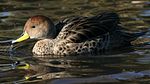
[46,22,64,40]
[54,22,64,38]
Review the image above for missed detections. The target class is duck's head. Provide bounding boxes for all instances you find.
[12,15,56,44]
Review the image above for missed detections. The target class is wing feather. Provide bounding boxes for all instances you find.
[56,12,120,43]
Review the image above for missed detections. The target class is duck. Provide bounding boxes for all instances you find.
[12,12,146,56]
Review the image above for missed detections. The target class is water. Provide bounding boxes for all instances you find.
[0,0,150,84]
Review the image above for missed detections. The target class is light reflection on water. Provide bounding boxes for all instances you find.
[0,12,11,17]
[0,0,150,84]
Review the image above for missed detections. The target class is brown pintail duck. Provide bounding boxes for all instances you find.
[12,12,146,56]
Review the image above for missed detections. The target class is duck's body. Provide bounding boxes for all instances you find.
[12,12,146,56]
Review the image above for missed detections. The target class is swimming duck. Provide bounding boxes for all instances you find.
[12,12,146,56]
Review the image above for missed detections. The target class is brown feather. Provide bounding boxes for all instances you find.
[56,12,119,43]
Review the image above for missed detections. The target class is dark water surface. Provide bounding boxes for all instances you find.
[0,0,150,84]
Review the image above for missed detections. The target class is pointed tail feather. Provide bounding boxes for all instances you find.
[120,30,148,42]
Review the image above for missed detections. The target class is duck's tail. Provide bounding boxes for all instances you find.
[95,12,146,39]
[132,31,147,37]
[119,30,148,42]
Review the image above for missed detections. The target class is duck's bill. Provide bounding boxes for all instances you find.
[12,32,30,44]
[16,63,30,70]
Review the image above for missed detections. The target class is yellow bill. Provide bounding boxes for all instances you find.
[25,76,30,80]
[12,32,30,43]
[17,63,30,70]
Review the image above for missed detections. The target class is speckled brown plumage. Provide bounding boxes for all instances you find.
[13,12,146,56]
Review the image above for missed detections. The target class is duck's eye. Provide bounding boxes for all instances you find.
[31,25,36,28]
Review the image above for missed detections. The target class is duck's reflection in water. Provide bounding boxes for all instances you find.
[14,55,150,84]
[12,54,125,80]
[0,51,150,84]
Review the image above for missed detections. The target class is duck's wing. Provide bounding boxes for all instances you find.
[93,12,120,31]
[56,12,120,43]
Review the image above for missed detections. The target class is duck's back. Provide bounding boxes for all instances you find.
[55,12,120,43]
